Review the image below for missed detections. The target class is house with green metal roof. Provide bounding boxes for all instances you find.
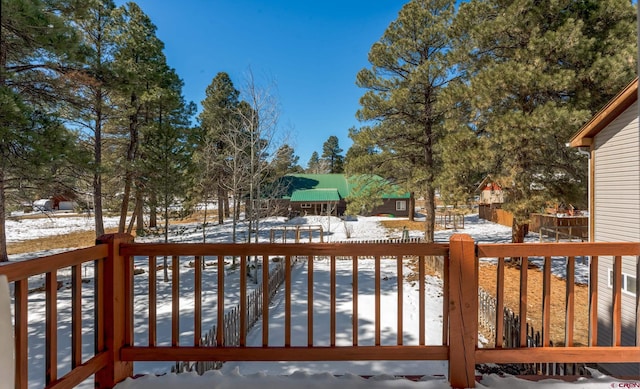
[271,174,412,217]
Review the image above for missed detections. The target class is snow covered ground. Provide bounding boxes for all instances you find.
[2,213,631,388]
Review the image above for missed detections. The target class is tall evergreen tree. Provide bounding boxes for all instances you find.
[351,0,457,241]
[110,2,168,233]
[64,0,119,237]
[0,0,83,261]
[306,151,321,174]
[452,0,636,242]
[195,72,240,227]
[269,144,302,178]
[321,135,344,173]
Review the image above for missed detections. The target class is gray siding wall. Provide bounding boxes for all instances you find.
[593,100,640,376]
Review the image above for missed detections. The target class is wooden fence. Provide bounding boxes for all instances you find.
[4,234,640,388]
[172,260,290,374]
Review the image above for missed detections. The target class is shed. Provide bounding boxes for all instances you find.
[33,199,54,212]
[569,76,640,376]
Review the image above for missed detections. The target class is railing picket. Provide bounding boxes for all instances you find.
[285,255,291,347]
[442,254,449,345]
[612,255,622,346]
[375,255,381,346]
[195,255,202,346]
[542,257,551,347]
[241,255,247,346]
[46,271,58,384]
[331,255,336,347]
[352,255,358,346]
[149,255,157,346]
[397,255,403,346]
[519,257,528,348]
[419,255,425,346]
[14,279,28,389]
[496,257,505,348]
[589,255,598,346]
[172,255,180,346]
[217,255,224,347]
[307,255,314,347]
[125,254,134,346]
[262,255,269,347]
[72,264,82,368]
[566,256,575,347]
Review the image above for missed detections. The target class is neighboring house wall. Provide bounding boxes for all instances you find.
[368,198,410,217]
[593,100,640,376]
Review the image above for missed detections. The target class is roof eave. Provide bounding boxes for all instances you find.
[569,77,638,148]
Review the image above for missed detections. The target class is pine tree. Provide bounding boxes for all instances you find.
[0,0,83,261]
[195,72,241,226]
[306,151,321,174]
[63,0,119,237]
[110,2,169,233]
[269,144,302,178]
[321,135,344,173]
[452,0,636,242]
[351,0,457,241]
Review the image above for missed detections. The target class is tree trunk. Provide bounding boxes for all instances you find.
[424,186,436,243]
[217,182,224,225]
[118,93,139,233]
[149,192,157,228]
[93,97,105,237]
[409,193,415,221]
[0,168,8,262]
[512,220,527,244]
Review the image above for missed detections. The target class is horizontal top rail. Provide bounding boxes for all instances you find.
[0,244,108,282]
[477,242,640,258]
[120,242,450,257]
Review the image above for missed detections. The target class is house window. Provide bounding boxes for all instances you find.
[300,203,312,209]
[396,200,407,211]
[608,269,637,296]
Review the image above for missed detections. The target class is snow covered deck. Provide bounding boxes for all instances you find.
[1,228,640,388]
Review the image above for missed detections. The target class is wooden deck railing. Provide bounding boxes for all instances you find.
[1,233,640,388]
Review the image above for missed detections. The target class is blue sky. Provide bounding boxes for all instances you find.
[115,0,407,166]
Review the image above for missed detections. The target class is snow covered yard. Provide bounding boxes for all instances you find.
[2,213,630,388]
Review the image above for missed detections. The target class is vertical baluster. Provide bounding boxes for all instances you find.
[375,255,381,346]
[496,257,505,348]
[172,255,180,346]
[419,255,425,346]
[612,255,622,346]
[442,253,449,345]
[588,255,598,347]
[307,255,314,347]
[542,256,551,347]
[397,255,403,346]
[241,255,247,346]
[566,256,575,346]
[195,255,202,346]
[149,256,157,346]
[352,255,358,346]
[71,265,82,368]
[14,279,28,389]
[217,255,224,347]
[519,256,528,348]
[330,255,336,347]
[285,255,291,347]
[262,255,269,347]
[45,271,58,384]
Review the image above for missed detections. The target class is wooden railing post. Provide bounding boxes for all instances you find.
[95,233,134,388]
[448,234,478,389]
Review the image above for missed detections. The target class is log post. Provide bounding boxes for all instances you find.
[448,234,478,388]
[95,233,134,388]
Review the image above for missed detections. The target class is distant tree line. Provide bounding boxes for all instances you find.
[0,0,636,261]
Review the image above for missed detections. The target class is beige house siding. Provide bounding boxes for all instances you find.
[593,100,640,376]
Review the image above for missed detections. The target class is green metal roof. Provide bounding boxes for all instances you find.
[290,189,341,202]
[277,174,410,202]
